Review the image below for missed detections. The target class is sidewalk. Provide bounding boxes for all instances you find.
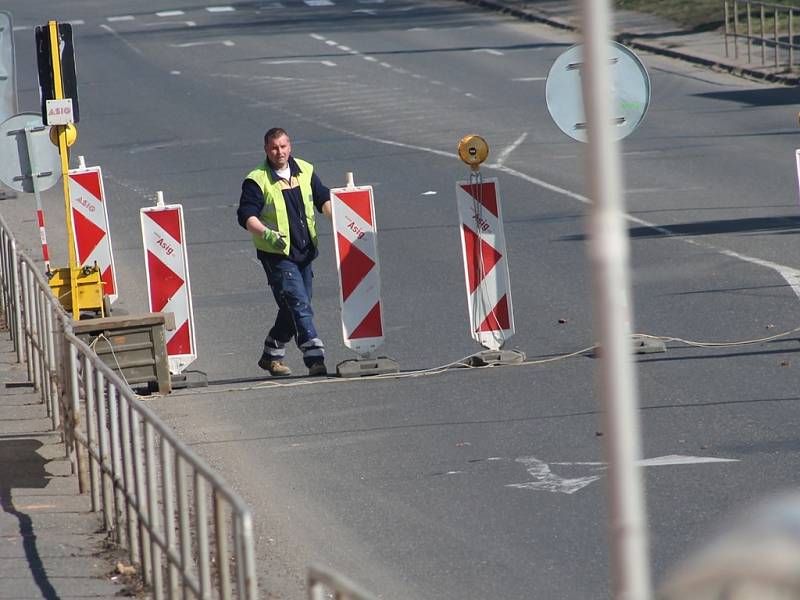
[462,0,800,85]
[0,318,136,598]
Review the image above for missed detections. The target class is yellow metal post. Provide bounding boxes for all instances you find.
[48,20,81,319]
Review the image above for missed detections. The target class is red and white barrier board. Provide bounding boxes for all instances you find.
[68,166,118,302]
[140,202,196,374]
[331,185,385,356]
[455,178,515,350]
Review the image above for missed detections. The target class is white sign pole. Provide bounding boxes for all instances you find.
[581,1,652,599]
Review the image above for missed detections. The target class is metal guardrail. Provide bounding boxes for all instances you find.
[724,0,800,70]
[0,213,258,600]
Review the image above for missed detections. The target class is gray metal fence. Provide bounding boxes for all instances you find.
[0,212,258,600]
[724,0,800,70]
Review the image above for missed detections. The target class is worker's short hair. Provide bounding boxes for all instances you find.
[264,127,289,144]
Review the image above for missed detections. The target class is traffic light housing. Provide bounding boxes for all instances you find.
[35,22,80,125]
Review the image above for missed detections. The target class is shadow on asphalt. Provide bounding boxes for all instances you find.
[0,436,56,600]
[562,216,800,241]
[695,87,800,107]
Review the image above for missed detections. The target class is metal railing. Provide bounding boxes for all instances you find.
[1,213,258,600]
[724,0,800,71]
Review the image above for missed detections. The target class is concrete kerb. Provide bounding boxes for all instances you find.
[459,0,800,86]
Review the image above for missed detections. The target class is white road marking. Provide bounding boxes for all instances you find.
[107,15,135,22]
[67,20,85,25]
[304,0,334,5]
[495,132,527,168]
[157,10,185,17]
[472,48,504,56]
[512,76,547,81]
[507,456,601,494]
[263,59,337,67]
[353,9,378,15]
[170,71,181,75]
[510,454,739,494]
[363,56,377,62]
[100,24,143,56]
[171,40,235,48]
[422,191,437,196]
[146,20,197,27]
[206,6,236,12]
[310,33,326,40]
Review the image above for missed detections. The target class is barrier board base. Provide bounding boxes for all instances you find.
[336,356,399,378]
[464,349,526,367]
[632,335,667,354]
[591,335,668,358]
[169,371,209,390]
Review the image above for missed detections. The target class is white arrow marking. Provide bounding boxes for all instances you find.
[171,40,234,48]
[262,59,336,67]
[509,455,739,494]
[507,457,601,494]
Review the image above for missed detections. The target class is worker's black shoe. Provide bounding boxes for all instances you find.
[308,362,327,377]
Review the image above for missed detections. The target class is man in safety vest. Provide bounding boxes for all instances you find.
[237,127,332,377]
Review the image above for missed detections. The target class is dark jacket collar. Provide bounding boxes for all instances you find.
[267,156,302,182]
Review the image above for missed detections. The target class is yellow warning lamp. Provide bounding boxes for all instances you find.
[457,134,489,171]
[49,122,77,147]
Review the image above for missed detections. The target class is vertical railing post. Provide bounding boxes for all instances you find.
[131,410,153,586]
[761,4,766,64]
[734,0,740,58]
[120,397,141,569]
[725,0,731,57]
[96,370,115,532]
[196,476,212,598]
[789,9,794,70]
[747,1,752,62]
[161,443,179,600]
[775,6,780,68]
[145,422,164,600]
[83,354,101,511]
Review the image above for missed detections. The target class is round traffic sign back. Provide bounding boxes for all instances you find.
[545,42,651,143]
[0,112,61,193]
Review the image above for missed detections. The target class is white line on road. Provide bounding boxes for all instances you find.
[512,76,547,81]
[472,48,504,56]
[304,0,334,5]
[206,6,236,12]
[146,20,197,27]
[170,40,235,48]
[262,59,336,67]
[157,10,185,17]
[107,15,135,22]
[100,24,143,56]
[495,132,528,168]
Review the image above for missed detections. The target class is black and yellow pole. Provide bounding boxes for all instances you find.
[47,20,80,319]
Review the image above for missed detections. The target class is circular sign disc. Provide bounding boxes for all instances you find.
[0,112,61,193]
[545,42,651,143]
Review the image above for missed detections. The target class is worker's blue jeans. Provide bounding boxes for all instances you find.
[259,256,325,367]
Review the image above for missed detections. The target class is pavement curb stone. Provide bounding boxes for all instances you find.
[460,0,800,86]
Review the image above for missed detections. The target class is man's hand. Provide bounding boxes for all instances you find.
[262,229,287,249]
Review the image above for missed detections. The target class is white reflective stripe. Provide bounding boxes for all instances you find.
[265,336,286,349]
[300,337,324,349]
[302,348,324,358]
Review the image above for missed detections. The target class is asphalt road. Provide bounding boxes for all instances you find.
[4,1,800,598]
